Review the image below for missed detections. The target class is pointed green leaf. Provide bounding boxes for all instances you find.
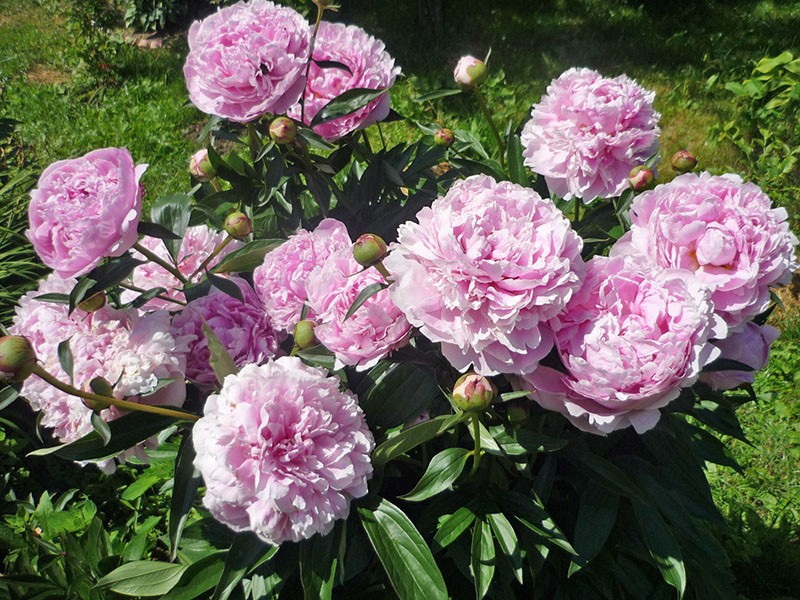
[211,532,277,600]
[344,282,389,321]
[151,194,193,262]
[202,320,238,386]
[299,527,339,600]
[169,432,202,560]
[57,339,73,384]
[568,482,619,576]
[505,134,529,186]
[138,221,182,240]
[433,506,476,550]
[212,239,284,273]
[90,412,111,446]
[0,385,19,411]
[501,491,575,555]
[96,561,186,596]
[372,413,469,466]
[632,502,686,598]
[358,362,440,431]
[487,512,522,584]
[399,447,470,502]
[310,88,388,127]
[161,552,227,600]
[471,519,495,600]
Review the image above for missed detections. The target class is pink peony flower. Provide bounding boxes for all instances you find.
[306,248,411,370]
[27,148,146,278]
[11,274,190,469]
[192,358,374,544]
[171,277,281,387]
[253,219,351,332]
[523,255,726,435]
[288,22,400,140]
[520,68,660,202]
[124,225,241,311]
[699,322,780,390]
[453,55,487,88]
[184,0,310,122]
[385,174,585,376]
[617,172,799,328]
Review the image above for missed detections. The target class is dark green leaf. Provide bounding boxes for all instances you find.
[310,88,388,127]
[57,340,73,384]
[0,385,19,411]
[471,519,495,600]
[414,89,462,103]
[489,426,568,456]
[700,357,754,372]
[151,194,193,261]
[487,512,522,585]
[687,398,748,442]
[433,506,476,550]
[82,254,147,298]
[568,482,619,575]
[68,277,96,314]
[295,345,336,371]
[565,449,647,503]
[206,271,244,303]
[399,447,470,502]
[170,432,202,561]
[357,498,447,600]
[372,413,468,466]
[212,239,283,273]
[96,561,186,596]
[211,532,277,600]
[299,527,339,600]
[306,171,331,216]
[358,362,441,431]
[345,282,389,321]
[161,552,227,600]
[33,293,70,305]
[90,412,112,446]
[505,134,529,186]
[632,502,687,598]
[500,491,575,555]
[127,286,169,309]
[202,320,238,386]
[138,221,182,240]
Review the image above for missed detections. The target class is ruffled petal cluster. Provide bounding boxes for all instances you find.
[699,321,779,391]
[184,0,310,122]
[253,219,351,332]
[306,248,411,370]
[288,22,399,140]
[521,68,660,202]
[524,255,726,435]
[27,148,146,278]
[621,172,799,327]
[385,174,584,375]
[193,358,374,544]
[172,277,281,387]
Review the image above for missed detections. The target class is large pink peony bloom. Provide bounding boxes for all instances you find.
[307,248,411,370]
[288,22,399,140]
[524,255,726,435]
[11,274,190,469]
[184,0,310,122]
[124,225,241,311]
[617,172,799,328]
[385,174,585,376]
[171,277,281,387]
[27,148,146,278]
[699,322,780,391]
[253,219,351,332]
[520,68,660,202]
[193,358,374,544]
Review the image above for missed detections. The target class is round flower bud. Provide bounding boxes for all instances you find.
[293,319,318,349]
[454,56,487,88]
[224,212,253,240]
[269,117,297,145]
[78,291,107,313]
[506,400,529,424]
[434,128,455,148]
[0,336,36,384]
[83,377,114,412]
[671,150,697,173]
[628,165,655,192]
[452,372,495,412]
[189,149,216,182]
[353,234,388,268]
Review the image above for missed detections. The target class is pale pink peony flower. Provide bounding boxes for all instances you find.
[617,172,799,328]
[11,274,190,469]
[193,358,374,544]
[253,219,351,332]
[520,68,660,202]
[288,22,400,140]
[306,248,411,370]
[171,277,281,387]
[27,148,146,278]
[184,0,310,122]
[699,322,780,391]
[124,225,241,311]
[385,174,585,376]
[523,255,726,435]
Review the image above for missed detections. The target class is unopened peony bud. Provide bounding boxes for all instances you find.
[506,400,529,424]
[454,56,487,88]
[0,336,36,384]
[269,117,297,145]
[353,234,388,268]
[628,165,655,192]
[434,128,455,148]
[671,150,697,173]
[452,372,495,412]
[83,377,113,412]
[78,291,106,313]
[293,319,318,349]
[189,149,216,182]
[224,212,253,240]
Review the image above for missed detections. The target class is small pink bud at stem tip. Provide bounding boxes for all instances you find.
[189,149,216,182]
[628,165,655,192]
[224,212,253,240]
[434,128,455,148]
[269,117,297,145]
[452,372,496,412]
[353,234,388,268]
[293,319,318,350]
[671,150,697,173]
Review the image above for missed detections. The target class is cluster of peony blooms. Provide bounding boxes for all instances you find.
[6,0,798,550]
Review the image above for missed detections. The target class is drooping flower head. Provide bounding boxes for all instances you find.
[619,172,799,328]
[253,219,351,332]
[171,277,282,387]
[521,68,660,202]
[27,148,146,278]
[524,255,726,435]
[306,247,411,370]
[288,22,400,140]
[193,358,374,544]
[385,174,585,376]
[184,0,310,122]
[125,225,241,311]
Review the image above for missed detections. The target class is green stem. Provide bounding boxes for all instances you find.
[361,130,374,159]
[191,235,234,279]
[32,364,199,422]
[376,121,387,151]
[470,412,482,476]
[472,86,505,169]
[133,243,188,285]
[573,199,581,225]
[118,282,187,307]
[300,4,325,124]
[210,179,223,193]
[372,261,392,283]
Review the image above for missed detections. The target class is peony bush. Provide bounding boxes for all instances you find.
[2,1,797,598]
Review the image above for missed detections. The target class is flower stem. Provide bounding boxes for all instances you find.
[472,86,505,169]
[31,364,199,422]
[118,282,187,307]
[191,235,234,280]
[372,261,392,283]
[133,242,188,285]
[470,412,482,476]
[300,4,325,124]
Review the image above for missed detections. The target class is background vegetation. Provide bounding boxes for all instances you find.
[0,0,798,596]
